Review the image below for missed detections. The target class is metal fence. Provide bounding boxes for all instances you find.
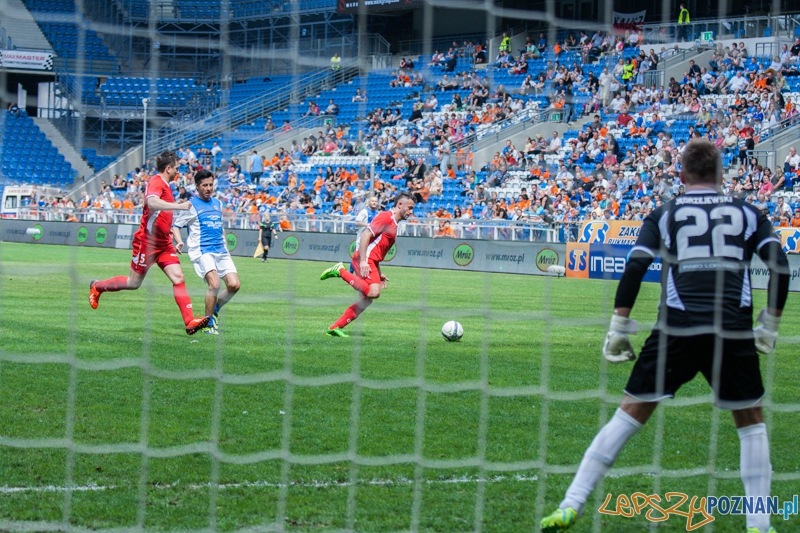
[748,150,778,171]
[148,62,359,158]
[640,13,800,44]
[14,208,568,243]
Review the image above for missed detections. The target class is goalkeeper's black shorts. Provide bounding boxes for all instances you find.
[624,331,764,410]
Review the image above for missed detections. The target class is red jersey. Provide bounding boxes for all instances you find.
[355,209,398,263]
[134,174,175,248]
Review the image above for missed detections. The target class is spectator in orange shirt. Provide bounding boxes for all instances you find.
[792,209,800,227]
[434,220,456,238]
[279,215,293,230]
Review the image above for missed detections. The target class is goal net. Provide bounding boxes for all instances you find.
[1,0,799,531]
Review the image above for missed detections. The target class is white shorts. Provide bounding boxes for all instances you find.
[192,252,237,281]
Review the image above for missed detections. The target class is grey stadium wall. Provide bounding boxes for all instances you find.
[0,220,566,277]
[4,220,799,289]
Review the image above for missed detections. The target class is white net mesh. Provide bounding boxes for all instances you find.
[1,0,800,531]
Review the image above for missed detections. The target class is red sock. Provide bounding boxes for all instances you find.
[330,300,371,330]
[95,276,129,293]
[339,269,370,296]
[172,282,195,326]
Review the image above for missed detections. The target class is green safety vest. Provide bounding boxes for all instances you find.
[331,56,341,70]
[499,37,510,52]
[678,8,690,24]
[623,63,634,79]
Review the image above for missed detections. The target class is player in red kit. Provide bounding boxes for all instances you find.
[88,151,210,335]
[320,192,416,337]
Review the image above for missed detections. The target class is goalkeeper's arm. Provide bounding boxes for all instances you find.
[752,240,790,354]
[603,250,654,363]
[614,251,654,314]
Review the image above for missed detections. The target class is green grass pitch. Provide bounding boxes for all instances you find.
[0,242,798,532]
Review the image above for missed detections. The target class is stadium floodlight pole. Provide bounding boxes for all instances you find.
[369,153,376,197]
[142,98,149,167]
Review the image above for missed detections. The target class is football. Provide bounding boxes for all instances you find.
[441,321,464,342]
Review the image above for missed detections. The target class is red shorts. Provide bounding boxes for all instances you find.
[130,235,180,274]
[351,257,381,285]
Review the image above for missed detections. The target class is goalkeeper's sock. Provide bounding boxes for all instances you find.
[330,299,372,330]
[172,282,196,326]
[561,408,643,516]
[339,269,370,296]
[95,276,130,293]
[738,423,772,531]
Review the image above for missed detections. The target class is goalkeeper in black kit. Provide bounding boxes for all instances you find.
[541,139,790,533]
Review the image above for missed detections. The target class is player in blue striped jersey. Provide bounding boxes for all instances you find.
[172,170,240,335]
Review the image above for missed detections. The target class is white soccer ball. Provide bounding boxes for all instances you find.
[441,321,464,342]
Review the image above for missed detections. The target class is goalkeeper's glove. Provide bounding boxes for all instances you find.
[603,315,638,363]
[753,309,780,354]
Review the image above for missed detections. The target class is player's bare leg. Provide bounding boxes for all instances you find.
[163,263,209,335]
[217,272,241,310]
[619,394,659,424]
[542,394,655,532]
[90,268,146,308]
[204,269,222,317]
[202,271,240,334]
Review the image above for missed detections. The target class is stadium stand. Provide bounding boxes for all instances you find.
[23,0,116,62]
[59,75,212,109]
[81,148,115,172]
[18,26,800,235]
[117,0,338,21]
[1,110,78,188]
[99,77,207,108]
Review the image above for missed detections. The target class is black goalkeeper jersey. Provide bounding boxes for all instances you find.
[631,191,780,331]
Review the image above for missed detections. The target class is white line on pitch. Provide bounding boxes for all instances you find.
[0,474,540,494]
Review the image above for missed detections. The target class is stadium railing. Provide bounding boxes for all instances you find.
[755,114,800,150]
[15,208,562,242]
[397,25,527,57]
[229,115,333,158]
[148,61,359,158]
[452,107,549,153]
[640,12,800,44]
[749,149,778,171]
